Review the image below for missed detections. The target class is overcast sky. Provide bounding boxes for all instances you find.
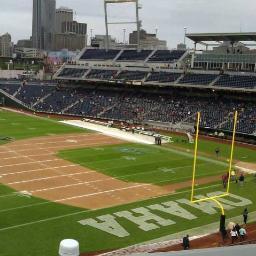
[0,0,255,48]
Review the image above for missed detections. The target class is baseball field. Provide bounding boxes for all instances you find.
[0,108,255,255]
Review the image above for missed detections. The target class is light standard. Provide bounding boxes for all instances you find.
[155,27,158,38]
[90,29,93,44]
[123,28,126,45]
[184,27,187,45]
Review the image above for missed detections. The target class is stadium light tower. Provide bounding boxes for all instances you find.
[184,27,188,45]
[104,0,141,51]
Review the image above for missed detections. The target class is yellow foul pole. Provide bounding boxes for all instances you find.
[190,112,200,202]
[227,111,238,194]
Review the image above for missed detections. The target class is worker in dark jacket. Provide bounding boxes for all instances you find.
[182,235,190,250]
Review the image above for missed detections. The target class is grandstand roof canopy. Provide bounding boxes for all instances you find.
[186,32,256,44]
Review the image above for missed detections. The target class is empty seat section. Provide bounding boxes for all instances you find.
[58,68,87,78]
[80,49,120,60]
[215,75,256,89]
[148,50,186,62]
[179,73,218,85]
[86,69,118,80]
[117,50,152,61]
[116,71,148,80]
[146,72,181,83]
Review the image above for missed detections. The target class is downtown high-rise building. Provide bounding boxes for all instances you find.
[32,0,56,50]
[0,33,13,57]
[55,7,73,34]
[54,6,87,51]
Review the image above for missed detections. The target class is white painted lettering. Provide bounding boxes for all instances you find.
[148,201,197,220]
[207,192,253,207]
[78,214,130,238]
[115,207,174,231]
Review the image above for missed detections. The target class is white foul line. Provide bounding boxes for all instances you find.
[0,164,78,177]
[0,159,60,168]
[7,170,95,185]
[0,183,221,232]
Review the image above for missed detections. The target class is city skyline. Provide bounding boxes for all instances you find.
[1,0,256,48]
[32,0,56,50]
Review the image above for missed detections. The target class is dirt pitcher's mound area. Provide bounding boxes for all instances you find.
[0,133,172,209]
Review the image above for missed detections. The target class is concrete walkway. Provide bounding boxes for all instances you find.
[101,211,256,256]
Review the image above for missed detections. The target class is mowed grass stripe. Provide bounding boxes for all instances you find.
[164,133,256,163]
[0,181,255,256]
[59,144,225,185]
[0,109,88,141]
[0,181,225,230]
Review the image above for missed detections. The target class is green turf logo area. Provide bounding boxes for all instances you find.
[116,147,148,155]
[78,192,252,238]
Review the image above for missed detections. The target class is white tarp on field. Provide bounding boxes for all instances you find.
[60,120,156,145]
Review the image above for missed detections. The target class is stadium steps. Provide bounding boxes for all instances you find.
[113,70,123,79]
[12,86,22,97]
[97,102,120,118]
[82,69,92,79]
[53,63,66,79]
[139,105,161,121]
[174,74,184,84]
[62,99,81,113]
[144,49,157,64]
[178,50,190,62]
[176,111,199,127]
[209,75,221,86]
[32,92,54,107]
[143,72,152,83]
[0,89,32,111]
[113,50,124,62]
[76,47,87,60]
[214,112,233,129]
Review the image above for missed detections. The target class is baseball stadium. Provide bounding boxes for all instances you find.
[0,1,256,255]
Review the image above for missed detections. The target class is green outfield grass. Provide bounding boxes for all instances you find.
[58,143,228,186]
[166,133,256,163]
[0,179,255,256]
[0,108,255,255]
[0,109,87,142]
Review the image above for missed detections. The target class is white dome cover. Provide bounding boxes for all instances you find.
[59,239,80,256]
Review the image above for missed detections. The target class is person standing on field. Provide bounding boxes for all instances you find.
[239,173,245,186]
[182,235,190,250]
[215,147,220,158]
[243,208,248,224]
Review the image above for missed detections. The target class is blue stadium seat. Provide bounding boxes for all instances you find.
[215,74,256,89]
[117,50,152,61]
[58,68,87,78]
[179,73,218,85]
[146,72,181,83]
[80,49,120,60]
[148,50,186,62]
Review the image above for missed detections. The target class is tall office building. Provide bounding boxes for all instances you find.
[129,29,167,50]
[0,33,12,57]
[55,7,73,33]
[32,0,56,50]
[53,7,87,51]
[61,21,87,35]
